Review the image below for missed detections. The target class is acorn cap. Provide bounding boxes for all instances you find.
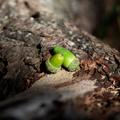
[67,58,80,71]
[45,54,64,73]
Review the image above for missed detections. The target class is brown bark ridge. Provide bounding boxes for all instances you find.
[0,0,120,119]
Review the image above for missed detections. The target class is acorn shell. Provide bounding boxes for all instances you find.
[45,53,64,73]
[53,46,80,71]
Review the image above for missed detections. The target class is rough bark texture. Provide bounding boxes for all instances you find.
[0,0,120,120]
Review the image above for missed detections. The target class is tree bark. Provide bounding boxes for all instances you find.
[0,0,120,119]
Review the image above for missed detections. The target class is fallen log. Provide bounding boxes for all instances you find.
[0,0,120,119]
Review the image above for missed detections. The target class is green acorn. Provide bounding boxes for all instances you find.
[53,46,80,71]
[45,53,64,73]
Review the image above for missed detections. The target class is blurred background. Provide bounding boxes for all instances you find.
[0,0,119,50]
[41,0,120,50]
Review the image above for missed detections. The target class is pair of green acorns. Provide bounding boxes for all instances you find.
[45,46,80,73]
